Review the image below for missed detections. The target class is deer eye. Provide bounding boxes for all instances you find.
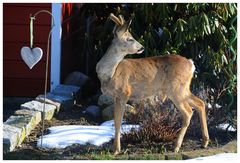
[127,38,134,42]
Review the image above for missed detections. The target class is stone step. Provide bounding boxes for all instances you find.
[3,124,23,153]
[21,100,56,120]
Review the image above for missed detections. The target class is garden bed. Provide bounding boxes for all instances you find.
[3,104,237,160]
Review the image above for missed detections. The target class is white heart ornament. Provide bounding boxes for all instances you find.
[21,46,43,69]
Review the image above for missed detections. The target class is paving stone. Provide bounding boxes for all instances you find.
[21,100,56,120]
[35,94,61,113]
[221,140,237,152]
[181,140,237,160]
[165,152,182,160]
[4,114,36,137]
[127,153,165,160]
[36,93,74,110]
[51,84,80,98]
[182,150,216,159]
[14,109,42,125]
[3,124,22,153]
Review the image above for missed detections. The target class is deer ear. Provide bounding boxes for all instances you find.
[127,19,132,28]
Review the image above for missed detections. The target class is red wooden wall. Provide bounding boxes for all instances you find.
[3,3,52,97]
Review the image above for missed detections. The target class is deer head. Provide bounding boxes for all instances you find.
[109,13,144,55]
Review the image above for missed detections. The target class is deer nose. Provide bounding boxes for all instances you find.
[137,47,144,54]
[139,47,144,52]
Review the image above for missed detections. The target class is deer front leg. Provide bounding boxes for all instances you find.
[112,97,126,155]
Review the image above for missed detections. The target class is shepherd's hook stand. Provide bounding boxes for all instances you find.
[20,10,55,148]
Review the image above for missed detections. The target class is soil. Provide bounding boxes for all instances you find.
[3,100,237,160]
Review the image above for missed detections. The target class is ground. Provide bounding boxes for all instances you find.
[3,98,237,160]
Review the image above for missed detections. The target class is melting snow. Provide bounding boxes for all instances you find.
[216,123,236,132]
[37,120,139,148]
[37,121,238,161]
[190,153,239,161]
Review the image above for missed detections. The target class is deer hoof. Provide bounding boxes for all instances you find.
[112,145,120,156]
[202,139,209,148]
[114,150,120,156]
[174,147,180,153]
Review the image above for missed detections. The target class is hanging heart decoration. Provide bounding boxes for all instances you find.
[21,46,43,69]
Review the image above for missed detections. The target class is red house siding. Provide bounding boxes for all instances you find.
[3,3,52,97]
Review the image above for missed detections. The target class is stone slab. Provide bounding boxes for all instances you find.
[51,84,80,98]
[14,109,42,125]
[4,115,35,137]
[21,100,56,120]
[35,94,61,113]
[36,93,74,110]
[181,140,237,159]
[3,124,22,153]
[165,153,182,160]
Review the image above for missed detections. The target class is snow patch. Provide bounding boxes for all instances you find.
[37,120,139,149]
[215,103,222,109]
[216,123,236,132]
[207,103,212,109]
[190,153,238,161]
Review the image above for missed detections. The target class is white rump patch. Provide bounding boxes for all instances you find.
[189,59,196,74]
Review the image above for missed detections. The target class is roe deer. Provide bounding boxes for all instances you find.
[96,13,209,155]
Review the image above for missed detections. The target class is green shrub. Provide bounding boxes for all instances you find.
[71,3,237,129]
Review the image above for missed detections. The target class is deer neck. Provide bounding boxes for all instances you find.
[96,45,124,82]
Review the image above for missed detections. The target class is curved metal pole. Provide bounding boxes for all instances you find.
[30,10,55,148]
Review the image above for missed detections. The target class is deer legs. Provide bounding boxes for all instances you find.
[112,97,127,155]
[173,94,209,153]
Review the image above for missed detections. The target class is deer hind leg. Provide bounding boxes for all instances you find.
[112,97,127,155]
[173,101,193,153]
[188,93,209,148]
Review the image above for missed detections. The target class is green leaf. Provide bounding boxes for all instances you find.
[222,54,228,64]
[203,13,209,26]
[205,24,211,35]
